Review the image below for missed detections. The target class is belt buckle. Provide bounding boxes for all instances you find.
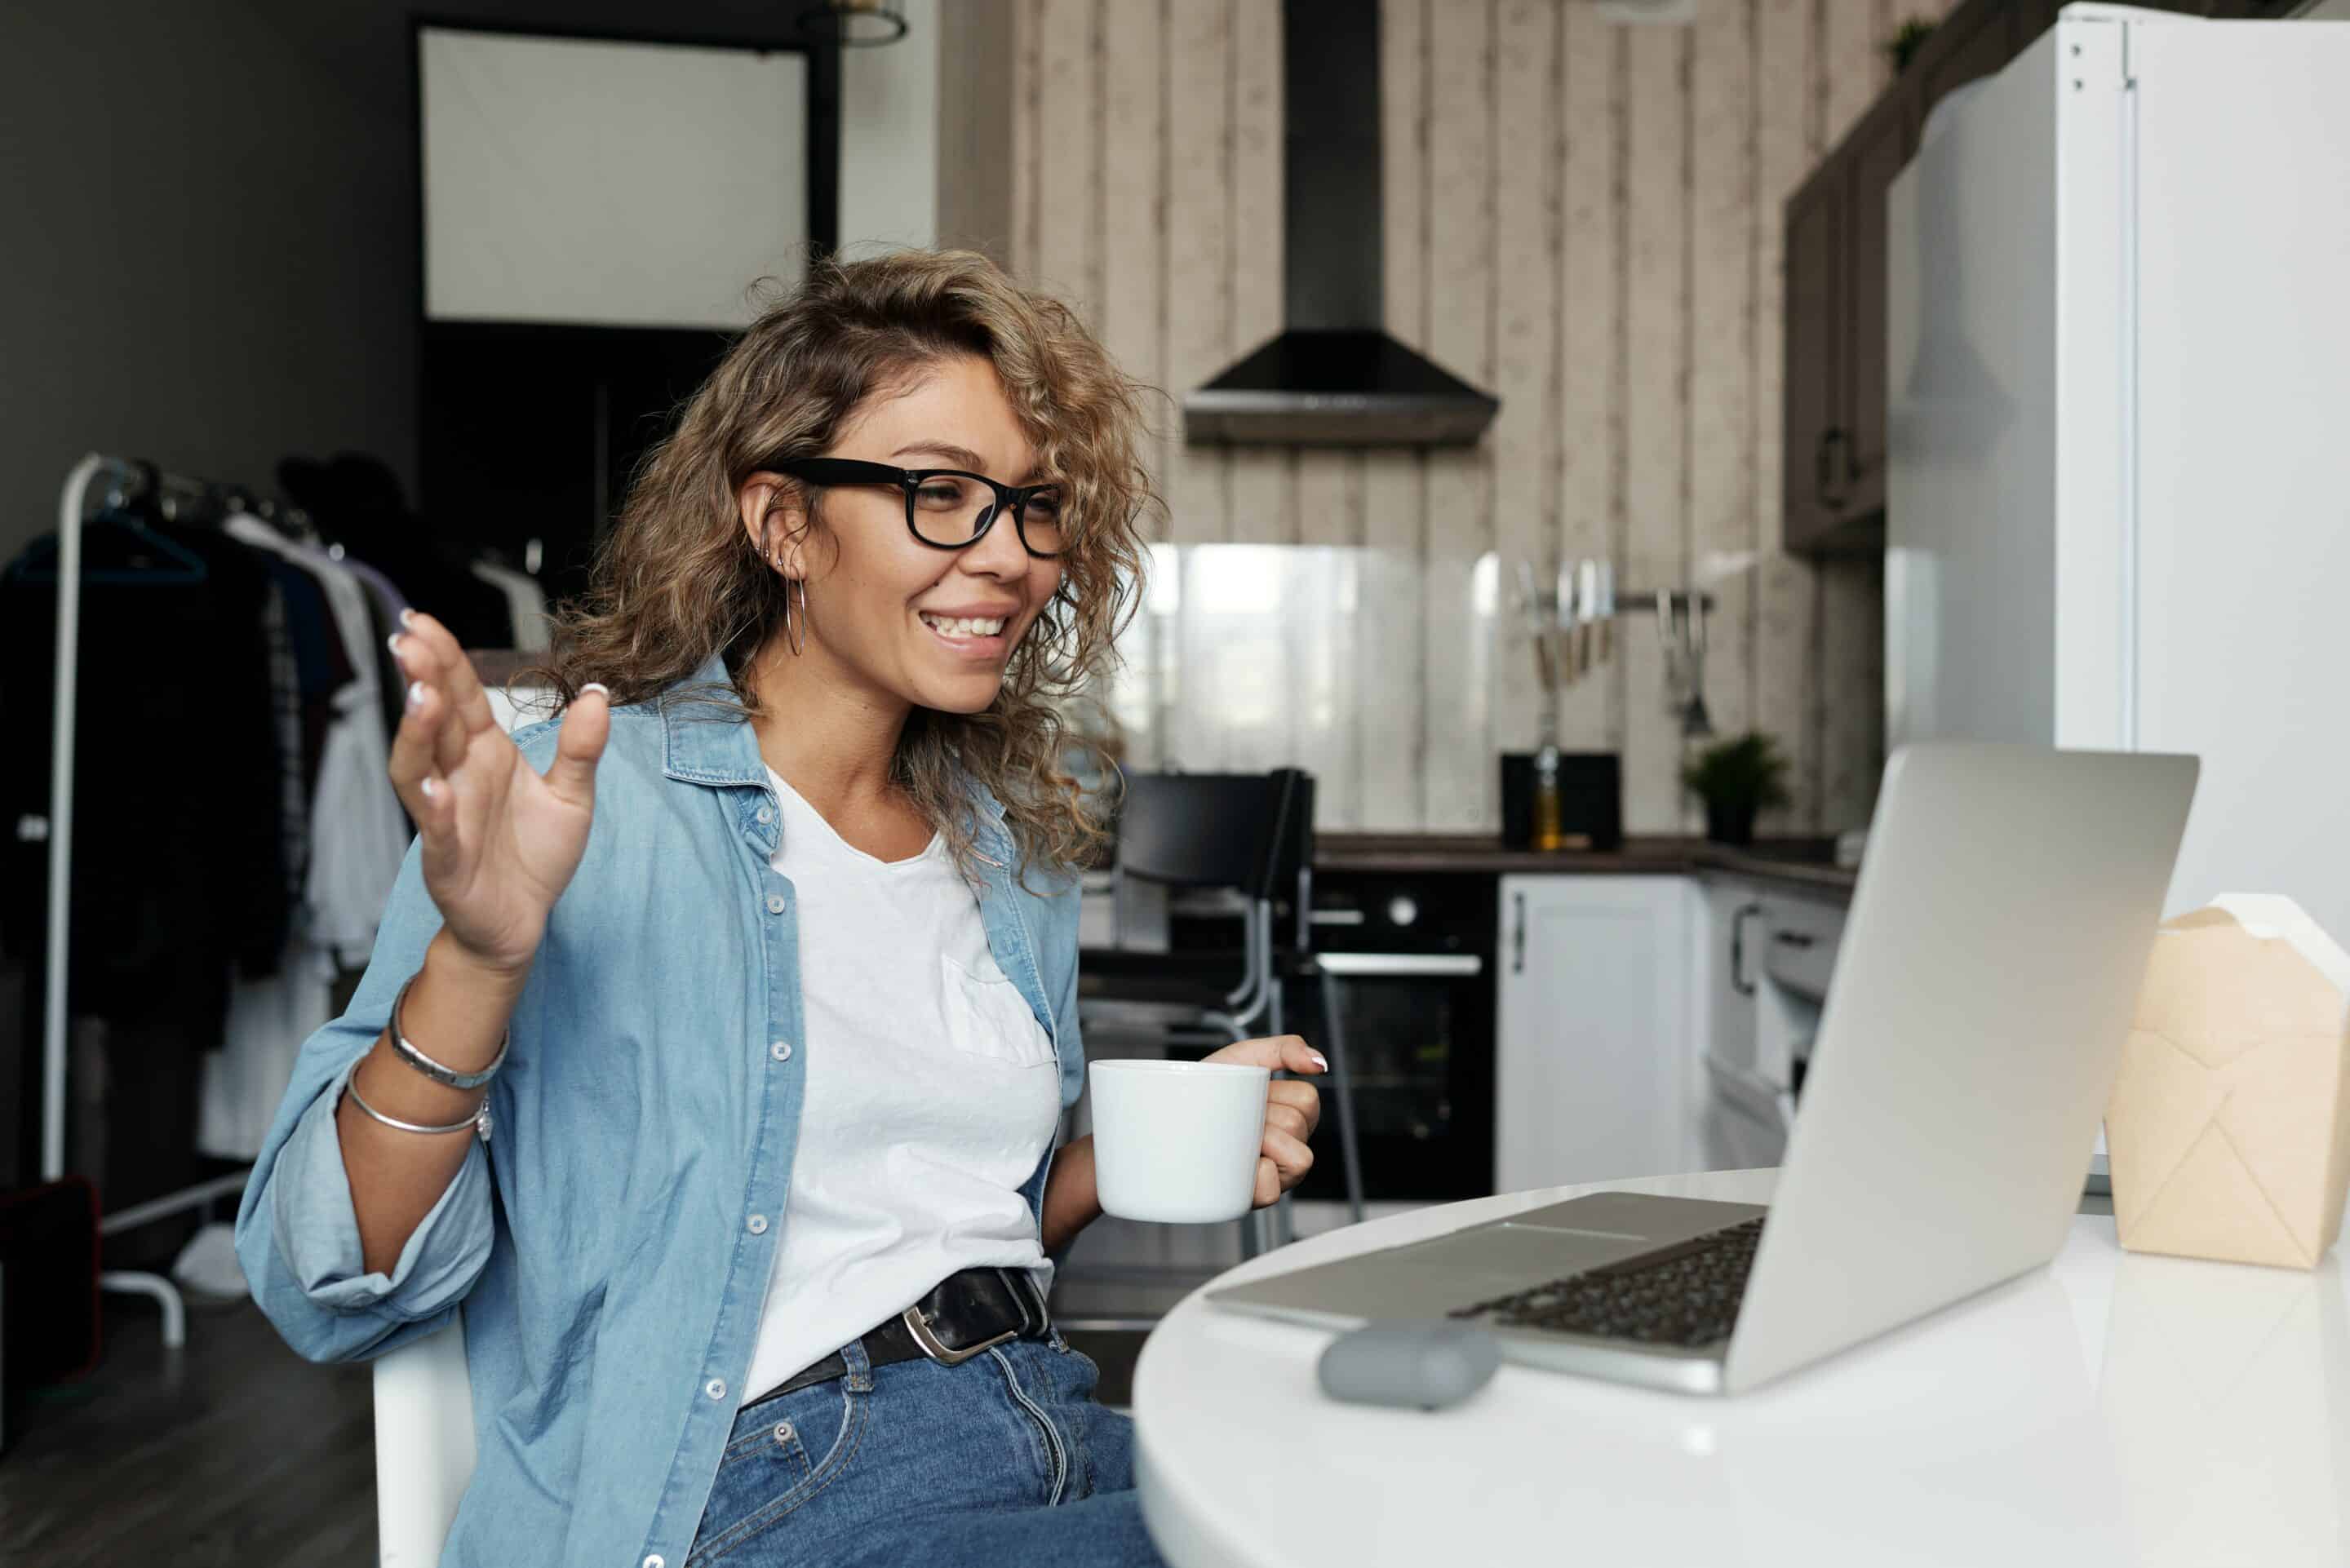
[902,1303,1017,1366]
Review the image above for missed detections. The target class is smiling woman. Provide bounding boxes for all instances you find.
[531,250,1157,879]
[237,249,1327,1568]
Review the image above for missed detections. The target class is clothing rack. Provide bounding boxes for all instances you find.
[37,453,310,1349]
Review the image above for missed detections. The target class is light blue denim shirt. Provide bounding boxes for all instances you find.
[234,654,1085,1568]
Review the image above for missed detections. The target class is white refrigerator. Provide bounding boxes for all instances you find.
[1887,3,2350,942]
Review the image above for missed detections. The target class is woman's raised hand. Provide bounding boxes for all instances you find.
[386,612,609,977]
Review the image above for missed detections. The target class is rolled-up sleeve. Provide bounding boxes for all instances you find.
[233,835,497,1363]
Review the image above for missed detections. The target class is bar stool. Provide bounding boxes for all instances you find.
[1077,769,1364,1255]
[1260,773,1367,1235]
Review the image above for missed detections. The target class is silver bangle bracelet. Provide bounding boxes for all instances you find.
[388,972,510,1090]
[344,1068,494,1141]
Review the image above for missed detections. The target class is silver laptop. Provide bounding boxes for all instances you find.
[1210,743,2197,1395]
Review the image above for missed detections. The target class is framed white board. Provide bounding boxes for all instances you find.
[419,26,814,330]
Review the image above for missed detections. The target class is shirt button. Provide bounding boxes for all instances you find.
[747,1214,769,1234]
[766,893,787,915]
[771,1040,793,1062]
[643,1557,665,1568]
[756,804,774,824]
[705,1378,727,1402]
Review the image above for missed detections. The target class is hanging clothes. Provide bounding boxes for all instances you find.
[11,460,537,1168]
[2,501,308,1234]
[336,553,416,768]
[335,551,411,622]
[0,512,291,1030]
[199,518,413,1160]
[280,453,515,649]
[255,568,310,917]
[225,516,410,963]
[472,559,552,652]
[202,941,339,1161]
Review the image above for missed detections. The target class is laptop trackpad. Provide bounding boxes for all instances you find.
[1213,1193,1765,1322]
[1213,1225,1601,1321]
[1405,1225,1655,1285]
[1502,1189,1763,1242]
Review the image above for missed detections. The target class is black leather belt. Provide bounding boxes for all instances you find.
[743,1266,1052,1411]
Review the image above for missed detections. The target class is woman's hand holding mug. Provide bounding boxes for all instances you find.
[1201,1034,1327,1208]
[1088,1035,1326,1224]
[386,611,609,977]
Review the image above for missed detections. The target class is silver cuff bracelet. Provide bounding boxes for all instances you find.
[388,972,509,1089]
[345,1068,493,1141]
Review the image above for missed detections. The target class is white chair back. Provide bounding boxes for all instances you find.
[373,1316,477,1566]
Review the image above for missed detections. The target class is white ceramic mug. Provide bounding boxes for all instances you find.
[1088,1059,1270,1224]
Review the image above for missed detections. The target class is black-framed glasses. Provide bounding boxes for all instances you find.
[773,458,1066,559]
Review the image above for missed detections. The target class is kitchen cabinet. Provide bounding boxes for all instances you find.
[1495,876,1693,1193]
[1780,0,2289,556]
[1836,93,1916,530]
[1784,79,1916,556]
[1914,0,2017,109]
[1780,166,1843,555]
[2011,0,2297,42]
[2010,0,2062,41]
[1692,880,1767,1170]
[1694,882,1764,1088]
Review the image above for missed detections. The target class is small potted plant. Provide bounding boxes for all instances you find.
[1887,18,1937,73]
[1682,732,1791,847]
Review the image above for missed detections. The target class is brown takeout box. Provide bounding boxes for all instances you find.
[2108,896,2350,1269]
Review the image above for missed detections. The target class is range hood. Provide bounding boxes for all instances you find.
[1184,0,1500,447]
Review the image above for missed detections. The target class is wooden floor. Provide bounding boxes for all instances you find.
[2,1296,376,1566]
[2,1295,1147,1566]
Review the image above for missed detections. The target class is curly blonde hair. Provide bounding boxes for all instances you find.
[528,250,1155,880]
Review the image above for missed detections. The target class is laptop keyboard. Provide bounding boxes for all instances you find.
[1447,1217,1766,1349]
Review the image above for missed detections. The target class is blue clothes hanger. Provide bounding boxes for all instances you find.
[7,505,210,587]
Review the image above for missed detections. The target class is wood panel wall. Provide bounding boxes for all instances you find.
[1008,0,1936,835]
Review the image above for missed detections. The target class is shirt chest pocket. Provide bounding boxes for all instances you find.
[939,954,1056,1070]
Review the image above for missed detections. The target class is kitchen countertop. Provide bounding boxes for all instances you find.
[1313,832,1858,897]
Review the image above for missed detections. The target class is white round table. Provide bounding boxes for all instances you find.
[1133,1169,2350,1568]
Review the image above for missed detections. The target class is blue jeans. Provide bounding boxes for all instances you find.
[685,1332,1167,1566]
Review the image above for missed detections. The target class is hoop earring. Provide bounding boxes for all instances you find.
[763,511,810,658]
[775,573,808,658]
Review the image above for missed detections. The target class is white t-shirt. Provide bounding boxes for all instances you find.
[738,769,1062,1405]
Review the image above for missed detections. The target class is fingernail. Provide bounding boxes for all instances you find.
[387,631,405,660]
[397,608,415,628]
[419,775,438,800]
[580,681,610,698]
[1309,1051,1328,1072]
[405,680,424,711]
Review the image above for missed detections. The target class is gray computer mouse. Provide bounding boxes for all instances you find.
[1316,1321,1501,1411]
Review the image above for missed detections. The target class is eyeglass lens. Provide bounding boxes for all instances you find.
[909,473,1064,556]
